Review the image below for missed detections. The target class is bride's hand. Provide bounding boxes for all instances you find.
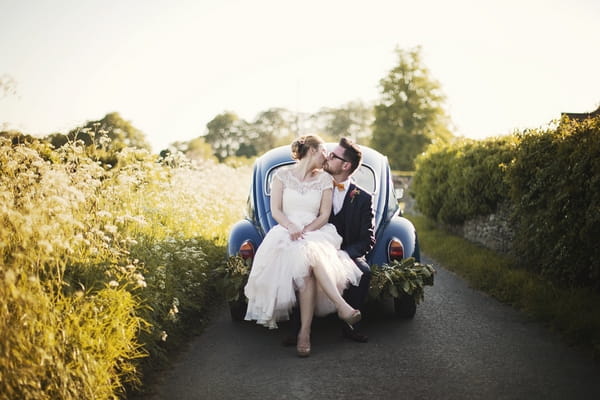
[287,223,303,241]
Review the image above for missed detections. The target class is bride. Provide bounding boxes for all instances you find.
[244,134,362,357]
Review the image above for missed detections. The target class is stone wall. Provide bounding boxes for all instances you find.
[446,202,514,254]
[392,174,514,254]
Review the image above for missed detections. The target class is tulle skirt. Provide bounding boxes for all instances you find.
[244,215,362,329]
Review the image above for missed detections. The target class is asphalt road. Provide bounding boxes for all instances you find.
[138,255,600,400]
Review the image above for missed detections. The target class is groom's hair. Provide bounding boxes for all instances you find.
[339,137,362,174]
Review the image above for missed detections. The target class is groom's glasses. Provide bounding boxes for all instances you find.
[328,152,348,162]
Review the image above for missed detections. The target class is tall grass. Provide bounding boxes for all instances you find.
[0,138,251,399]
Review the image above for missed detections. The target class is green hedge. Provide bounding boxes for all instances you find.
[507,117,600,288]
[412,116,600,290]
[413,136,517,224]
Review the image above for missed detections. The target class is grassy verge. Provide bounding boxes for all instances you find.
[409,213,600,359]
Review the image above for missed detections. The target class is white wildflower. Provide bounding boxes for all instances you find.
[97,210,113,218]
[104,224,118,234]
[133,272,146,286]
[38,240,53,253]
[99,135,111,147]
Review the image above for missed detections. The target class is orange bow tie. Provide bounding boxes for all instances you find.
[333,181,345,191]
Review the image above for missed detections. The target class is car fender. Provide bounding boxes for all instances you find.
[227,219,264,258]
[368,215,419,265]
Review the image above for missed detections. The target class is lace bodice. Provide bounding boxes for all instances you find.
[273,168,332,222]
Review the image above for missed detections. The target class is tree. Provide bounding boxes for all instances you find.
[314,100,373,144]
[81,112,151,151]
[371,46,453,170]
[1,130,40,145]
[203,112,249,162]
[162,137,218,163]
[184,137,218,162]
[46,112,151,167]
[250,108,297,155]
[48,112,151,153]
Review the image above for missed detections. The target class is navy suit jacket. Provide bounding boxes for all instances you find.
[329,183,375,260]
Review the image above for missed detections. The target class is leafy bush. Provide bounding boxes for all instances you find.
[506,117,600,288]
[412,115,600,290]
[412,137,517,224]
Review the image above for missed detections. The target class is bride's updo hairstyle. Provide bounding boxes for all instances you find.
[291,135,324,160]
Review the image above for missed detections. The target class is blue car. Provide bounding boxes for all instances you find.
[227,143,421,318]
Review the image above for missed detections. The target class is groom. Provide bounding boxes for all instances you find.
[323,137,375,342]
[283,137,375,344]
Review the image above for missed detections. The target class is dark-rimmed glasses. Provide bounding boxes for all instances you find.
[328,152,348,162]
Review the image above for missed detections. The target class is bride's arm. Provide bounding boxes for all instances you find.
[302,188,332,233]
[270,177,303,240]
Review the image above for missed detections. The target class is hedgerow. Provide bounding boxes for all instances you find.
[413,136,517,224]
[507,117,600,288]
[412,116,600,290]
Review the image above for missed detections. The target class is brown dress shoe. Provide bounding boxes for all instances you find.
[281,336,297,347]
[342,328,368,343]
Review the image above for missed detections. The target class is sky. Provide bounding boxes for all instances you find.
[1,0,599,153]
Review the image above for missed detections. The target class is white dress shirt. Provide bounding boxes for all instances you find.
[332,178,351,215]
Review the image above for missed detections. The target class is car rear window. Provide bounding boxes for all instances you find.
[265,163,377,196]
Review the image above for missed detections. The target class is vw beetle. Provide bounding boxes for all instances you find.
[227,143,421,319]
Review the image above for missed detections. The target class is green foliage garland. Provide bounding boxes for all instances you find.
[214,256,251,303]
[217,256,435,305]
[369,258,435,303]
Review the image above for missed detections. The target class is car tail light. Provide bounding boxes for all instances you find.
[239,240,255,260]
[388,238,404,262]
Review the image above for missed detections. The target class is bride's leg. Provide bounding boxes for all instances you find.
[311,261,357,319]
[298,273,316,333]
[297,272,315,355]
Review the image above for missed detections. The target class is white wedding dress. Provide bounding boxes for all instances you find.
[244,167,362,329]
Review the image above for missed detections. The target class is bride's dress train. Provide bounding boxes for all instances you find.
[244,168,362,329]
